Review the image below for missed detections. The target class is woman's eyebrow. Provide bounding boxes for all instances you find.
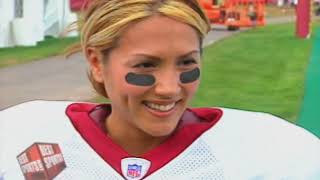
[132,50,200,60]
[177,50,200,59]
[132,54,162,61]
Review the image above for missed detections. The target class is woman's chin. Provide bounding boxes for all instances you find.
[144,123,178,138]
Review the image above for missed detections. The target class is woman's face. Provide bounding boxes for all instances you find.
[90,15,201,137]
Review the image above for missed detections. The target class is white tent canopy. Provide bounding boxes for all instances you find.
[0,0,77,48]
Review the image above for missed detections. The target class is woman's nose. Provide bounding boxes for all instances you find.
[154,70,181,97]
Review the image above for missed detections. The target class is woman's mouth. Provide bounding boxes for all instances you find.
[143,101,178,117]
[144,101,176,112]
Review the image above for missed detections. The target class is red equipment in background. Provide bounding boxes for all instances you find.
[69,0,265,30]
[199,0,265,30]
[70,0,88,11]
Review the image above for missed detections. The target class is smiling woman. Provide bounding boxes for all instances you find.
[86,14,202,149]
[1,0,320,180]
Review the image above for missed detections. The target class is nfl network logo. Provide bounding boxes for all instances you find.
[127,164,142,178]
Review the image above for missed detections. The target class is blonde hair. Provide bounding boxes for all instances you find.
[68,0,210,98]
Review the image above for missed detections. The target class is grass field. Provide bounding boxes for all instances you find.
[0,36,78,68]
[192,23,319,122]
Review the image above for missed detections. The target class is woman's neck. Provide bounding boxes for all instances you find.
[105,115,168,156]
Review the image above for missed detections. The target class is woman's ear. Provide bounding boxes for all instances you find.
[86,47,104,83]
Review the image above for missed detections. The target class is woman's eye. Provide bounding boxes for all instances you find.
[179,59,197,66]
[134,62,156,69]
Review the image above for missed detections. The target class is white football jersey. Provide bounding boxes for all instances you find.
[1,100,319,180]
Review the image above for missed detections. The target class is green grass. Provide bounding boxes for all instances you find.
[193,23,318,122]
[0,36,79,68]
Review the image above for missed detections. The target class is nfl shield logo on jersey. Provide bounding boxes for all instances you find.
[121,158,151,180]
[127,164,142,178]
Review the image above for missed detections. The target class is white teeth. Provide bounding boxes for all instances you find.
[145,102,175,112]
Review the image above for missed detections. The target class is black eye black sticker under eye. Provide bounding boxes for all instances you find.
[180,67,200,83]
[125,73,156,86]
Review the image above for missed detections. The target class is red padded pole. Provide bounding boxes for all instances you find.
[296,0,311,38]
